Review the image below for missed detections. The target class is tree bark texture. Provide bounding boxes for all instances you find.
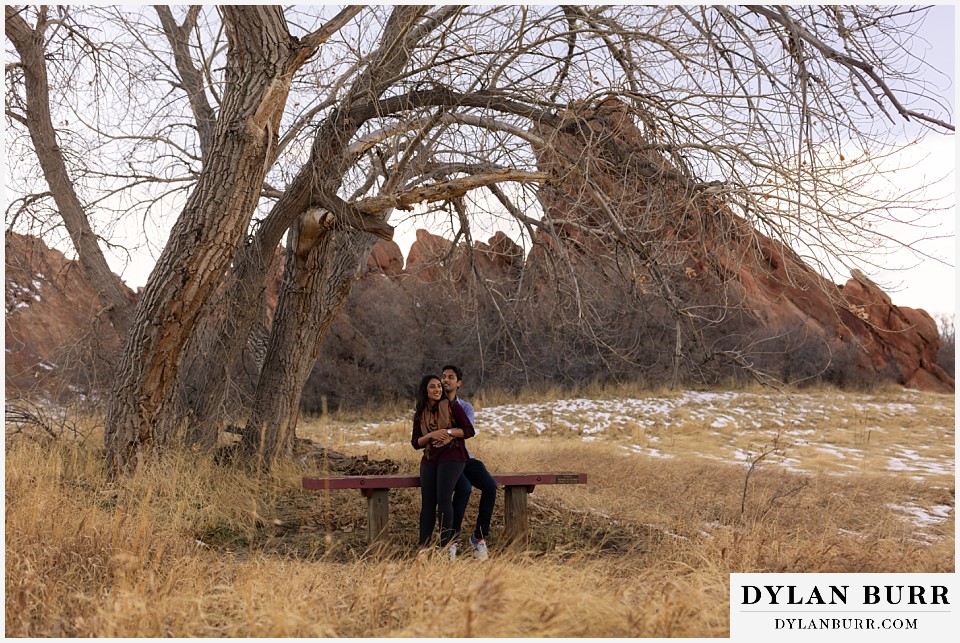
[172,248,276,449]
[104,6,297,470]
[242,225,379,466]
[170,7,428,455]
[5,8,136,337]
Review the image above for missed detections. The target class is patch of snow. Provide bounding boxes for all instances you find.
[815,445,864,459]
[929,505,953,519]
[885,454,954,476]
[888,502,953,528]
[896,449,922,461]
[645,448,671,458]
[773,455,803,467]
[620,444,673,458]
[837,528,864,538]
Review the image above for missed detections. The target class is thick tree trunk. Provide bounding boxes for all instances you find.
[243,226,378,465]
[103,7,297,471]
[170,7,429,455]
[166,6,370,450]
[5,9,136,337]
[173,244,277,448]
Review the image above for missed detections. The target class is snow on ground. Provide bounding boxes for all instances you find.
[888,503,953,528]
[354,389,954,538]
[887,502,954,542]
[475,392,952,476]
[358,389,952,480]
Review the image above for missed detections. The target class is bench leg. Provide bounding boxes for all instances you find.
[365,489,390,546]
[503,485,530,544]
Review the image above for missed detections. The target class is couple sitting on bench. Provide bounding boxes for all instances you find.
[412,365,497,560]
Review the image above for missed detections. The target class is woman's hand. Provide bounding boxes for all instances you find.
[420,431,443,447]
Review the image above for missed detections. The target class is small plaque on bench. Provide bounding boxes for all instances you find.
[555,474,581,484]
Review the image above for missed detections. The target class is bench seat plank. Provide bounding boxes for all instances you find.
[302,471,587,546]
[302,475,421,490]
[302,472,587,491]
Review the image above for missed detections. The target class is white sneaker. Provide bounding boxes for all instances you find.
[470,535,489,561]
[447,542,458,560]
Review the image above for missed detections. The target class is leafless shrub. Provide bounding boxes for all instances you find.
[5,397,94,446]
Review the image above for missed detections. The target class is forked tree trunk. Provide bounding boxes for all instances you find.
[167,116,373,449]
[242,226,379,465]
[104,7,297,471]
[171,7,428,458]
[159,5,372,452]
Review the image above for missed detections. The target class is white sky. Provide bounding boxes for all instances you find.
[94,6,957,319]
[857,3,955,318]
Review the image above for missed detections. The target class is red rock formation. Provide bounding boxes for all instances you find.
[840,272,949,390]
[528,98,953,392]
[7,144,952,401]
[404,228,453,281]
[404,228,523,286]
[366,238,404,276]
[4,231,135,397]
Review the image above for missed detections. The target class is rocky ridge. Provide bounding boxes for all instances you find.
[5,132,953,403]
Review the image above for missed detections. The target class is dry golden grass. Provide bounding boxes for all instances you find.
[5,386,954,637]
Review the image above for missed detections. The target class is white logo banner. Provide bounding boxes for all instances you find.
[730,573,957,641]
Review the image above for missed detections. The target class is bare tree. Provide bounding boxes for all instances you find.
[5,5,953,471]
[5,6,136,335]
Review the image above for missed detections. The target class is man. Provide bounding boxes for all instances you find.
[442,364,497,560]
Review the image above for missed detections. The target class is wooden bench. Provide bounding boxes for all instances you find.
[302,472,588,546]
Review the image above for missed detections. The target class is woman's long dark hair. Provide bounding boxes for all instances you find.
[413,374,442,429]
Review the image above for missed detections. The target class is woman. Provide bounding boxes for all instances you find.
[412,374,474,554]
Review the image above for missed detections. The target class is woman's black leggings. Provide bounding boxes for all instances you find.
[419,459,466,547]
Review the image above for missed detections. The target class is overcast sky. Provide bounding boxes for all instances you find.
[863,4,955,318]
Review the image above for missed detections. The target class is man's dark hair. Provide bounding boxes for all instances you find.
[441,364,463,381]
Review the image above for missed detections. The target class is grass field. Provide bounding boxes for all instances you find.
[5,385,954,637]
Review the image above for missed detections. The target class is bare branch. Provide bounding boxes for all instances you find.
[154,4,218,156]
[299,5,365,52]
[354,169,551,214]
[748,5,954,131]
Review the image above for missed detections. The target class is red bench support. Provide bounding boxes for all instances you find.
[302,472,588,546]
